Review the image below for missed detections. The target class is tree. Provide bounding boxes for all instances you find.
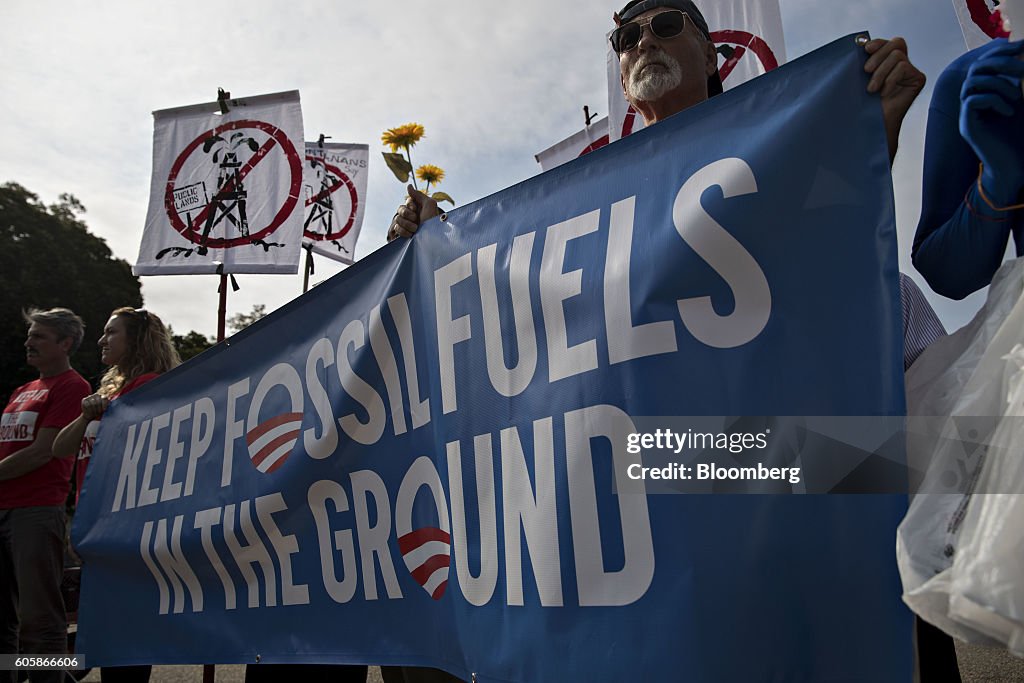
[227,304,267,334]
[0,183,143,399]
[171,329,215,362]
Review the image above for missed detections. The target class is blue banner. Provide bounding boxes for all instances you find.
[74,34,911,682]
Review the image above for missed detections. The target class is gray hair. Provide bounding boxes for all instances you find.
[23,307,86,354]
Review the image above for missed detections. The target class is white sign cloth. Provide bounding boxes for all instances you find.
[135,90,305,275]
[1006,0,1024,39]
[534,116,610,172]
[951,0,1012,49]
[302,142,369,265]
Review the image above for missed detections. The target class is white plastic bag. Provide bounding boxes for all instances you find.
[948,343,1024,656]
[897,258,1024,643]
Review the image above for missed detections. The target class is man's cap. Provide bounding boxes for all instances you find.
[614,0,724,97]
[615,0,710,39]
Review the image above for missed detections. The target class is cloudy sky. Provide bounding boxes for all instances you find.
[0,0,996,339]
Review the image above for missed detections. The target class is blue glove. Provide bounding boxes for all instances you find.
[959,39,1024,206]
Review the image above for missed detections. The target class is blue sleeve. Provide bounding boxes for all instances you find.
[911,48,1019,300]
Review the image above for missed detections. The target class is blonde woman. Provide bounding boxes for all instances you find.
[55,307,179,502]
[53,307,179,682]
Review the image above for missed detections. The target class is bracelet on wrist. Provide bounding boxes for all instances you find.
[977,163,1024,212]
[965,185,1010,222]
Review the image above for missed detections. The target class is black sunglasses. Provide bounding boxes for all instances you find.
[610,9,689,53]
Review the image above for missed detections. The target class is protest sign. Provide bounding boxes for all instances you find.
[534,117,610,171]
[77,35,910,682]
[303,142,369,265]
[951,0,1010,49]
[135,91,305,275]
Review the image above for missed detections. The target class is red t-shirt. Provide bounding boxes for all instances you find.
[76,372,159,501]
[0,369,90,509]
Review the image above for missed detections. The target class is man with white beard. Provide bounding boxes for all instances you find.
[610,6,956,679]
[613,0,722,124]
[610,0,924,160]
[613,6,954,680]
[388,0,926,238]
[385,1,957,679]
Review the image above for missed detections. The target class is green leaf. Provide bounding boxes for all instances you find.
[431,191,455,205]
[382,152,412,182]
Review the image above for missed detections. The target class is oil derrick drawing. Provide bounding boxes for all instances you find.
[196,132,284,254]
[304,158,338,237]
[304,158,352,255]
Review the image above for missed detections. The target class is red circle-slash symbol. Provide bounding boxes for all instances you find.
[578,134,611,157]
[710,30,780,82]
[164,119,302,249]
[303,157,359,241]
[966,0,1010,38]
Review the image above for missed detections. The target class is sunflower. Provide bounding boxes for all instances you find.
[415,164,445,186]
[381,123,425,152]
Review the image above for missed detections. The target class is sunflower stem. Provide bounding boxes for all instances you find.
[404,145,419,192]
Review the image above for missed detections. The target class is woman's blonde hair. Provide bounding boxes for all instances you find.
[98,307,181,397]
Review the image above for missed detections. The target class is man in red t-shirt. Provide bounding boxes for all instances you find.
[0,308,89,683]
